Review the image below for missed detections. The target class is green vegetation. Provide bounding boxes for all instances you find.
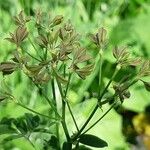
[0,0,150,150]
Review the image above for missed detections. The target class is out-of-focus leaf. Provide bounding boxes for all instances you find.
[0,96,8,102]
[45,135,60,150]
[62,142,72,150]
[141,81,150,92]
[25,113,40,130]
[79,134,108,148]
[2,134,23,143]
[77,145,92,150]
[0,125,16,135]
[13,118,28,134]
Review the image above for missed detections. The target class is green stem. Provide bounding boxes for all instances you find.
[98,51,103,98]
[20,45,42,62]
[33,83,61,119]
[51,79,60,146]
[44,47,48,60]
[28,38,41,58]
[56,77,70,141]
[65,74,79,131]
[64,73,71,97]
[98,66,119,102]
[66,101,79,132]
[82,79,138,134]
[22,47,42,62]
[16,102,57,120]
[72,66,119,141]
[42,91,61,118]
[82,102,117,135]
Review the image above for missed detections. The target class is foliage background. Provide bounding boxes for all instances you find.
[0,0,150,149]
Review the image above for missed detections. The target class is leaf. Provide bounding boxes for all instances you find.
[79,134,108,148]
[0,95,8,102]
[25,113,40,130]
[142,81,150,92]
[62,142,72,150]
[0,125,16,135]
[13,118,28,134]
[2,134,23,143]
[77,145,92,150]
[48,136,60,149]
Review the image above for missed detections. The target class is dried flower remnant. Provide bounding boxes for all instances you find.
[51,15,64,27]
[113,84,131,103]
[36,34,49,48]
[138,60,150,77]
[90,27,107,49]
[5,27,28,47]
[70,47,94,79]
[0,62,18,75]
[13,10,30,26]
[35,9,43,26]
[113,46,141,67]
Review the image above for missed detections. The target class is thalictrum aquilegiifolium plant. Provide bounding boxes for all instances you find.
[0,10,150,150]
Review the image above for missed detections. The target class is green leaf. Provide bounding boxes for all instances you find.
[62,142,72,150]
[2,134,23,143]
[0,95,8,102]
[0,125,16,135]
[142,81,150,92]
[13,118,28,134]
[79,134,108,148]
[24,113,40,130]
[78,145,92,150]
[48,136,60,149]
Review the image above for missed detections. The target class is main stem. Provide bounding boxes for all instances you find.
[51,79,60,148]
[98,50,103,98]
[56,78,70,141]
[65,74,79,132]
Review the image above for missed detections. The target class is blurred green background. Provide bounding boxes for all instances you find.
[0,0,150,150]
